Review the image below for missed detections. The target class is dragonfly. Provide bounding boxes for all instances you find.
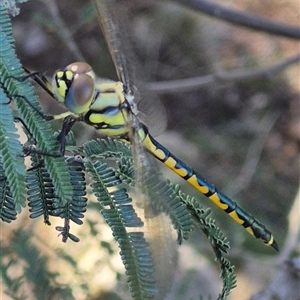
[27,0,278,251]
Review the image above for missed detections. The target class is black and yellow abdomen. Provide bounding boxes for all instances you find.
[139,124,278,251]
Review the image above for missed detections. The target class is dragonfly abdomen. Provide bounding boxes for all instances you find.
[140,124,278,251]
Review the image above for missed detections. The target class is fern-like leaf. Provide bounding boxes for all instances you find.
[0,157,18,222]
[180,192,237,299]
[84,157,158,299]
[26,153,87,242]
[0,87,26,212]
[0,6,74,210]
[1,228,75,300]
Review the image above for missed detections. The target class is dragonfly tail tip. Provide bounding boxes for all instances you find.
[271,239,279,252]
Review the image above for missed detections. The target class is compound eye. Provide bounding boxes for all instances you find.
[66,62,95,79]
[52,62,96,114]
[64,72,95,114]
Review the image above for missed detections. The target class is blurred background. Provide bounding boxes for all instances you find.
[1,0,299,299]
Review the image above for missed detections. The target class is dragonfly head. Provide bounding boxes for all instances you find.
[52,62,96,114]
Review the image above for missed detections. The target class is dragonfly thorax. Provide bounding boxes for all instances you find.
[52,62,96,115]
[51,61,135,140]
[84,79,134,139]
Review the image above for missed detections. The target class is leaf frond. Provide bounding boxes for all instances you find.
[180,192,237,299]
[0,157,18,222]
[0,228,75,300]
[27,154,87,242]
[0,6,74,209]
[136,169,194,244]
[84,157,158,299]
[0,39,26,211]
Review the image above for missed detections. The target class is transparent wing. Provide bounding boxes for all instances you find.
[94,0,134,95]
[135,81,167,136]
[93,1,177,297]
[93,0,166,135]
[94,0,164,220]
[130,115,178,299]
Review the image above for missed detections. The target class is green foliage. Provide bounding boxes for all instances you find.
[0,4,75,211]
[0,3,237,300]
[84,147,157,298]
[182,194,237,299]
[0,229,75,300]
[0,157,18,222]
[0,0,28,17]
[27,153,87,242]
[0,13,26,212]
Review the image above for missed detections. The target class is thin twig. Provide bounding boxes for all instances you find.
[174,0,300,40]
[40,0,85,62]
[226,112,280,197]
[147,53,300,94]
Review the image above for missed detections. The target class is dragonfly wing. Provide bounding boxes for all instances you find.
[135,80,167,136]
[94,1,178,297]
[93,0,167,135]
[130,115,178,299]
[94,0,134,95]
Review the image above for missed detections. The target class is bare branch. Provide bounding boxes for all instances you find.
[41,0,85,62]
[174,0,300,40]
[147,53,300,94]
[227,113,280,197]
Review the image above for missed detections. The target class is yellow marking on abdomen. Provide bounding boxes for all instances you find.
[187,174,209,194]
[141,133,158,153]
[164,157,188,177]
[245,227,254,236]
[153,148,166,161]
[208,192,229,210]
[266,235,274,246]
[228,210,244,225]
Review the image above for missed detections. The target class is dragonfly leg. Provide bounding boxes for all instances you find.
[57,116,78,156]
[22,68,55,98]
